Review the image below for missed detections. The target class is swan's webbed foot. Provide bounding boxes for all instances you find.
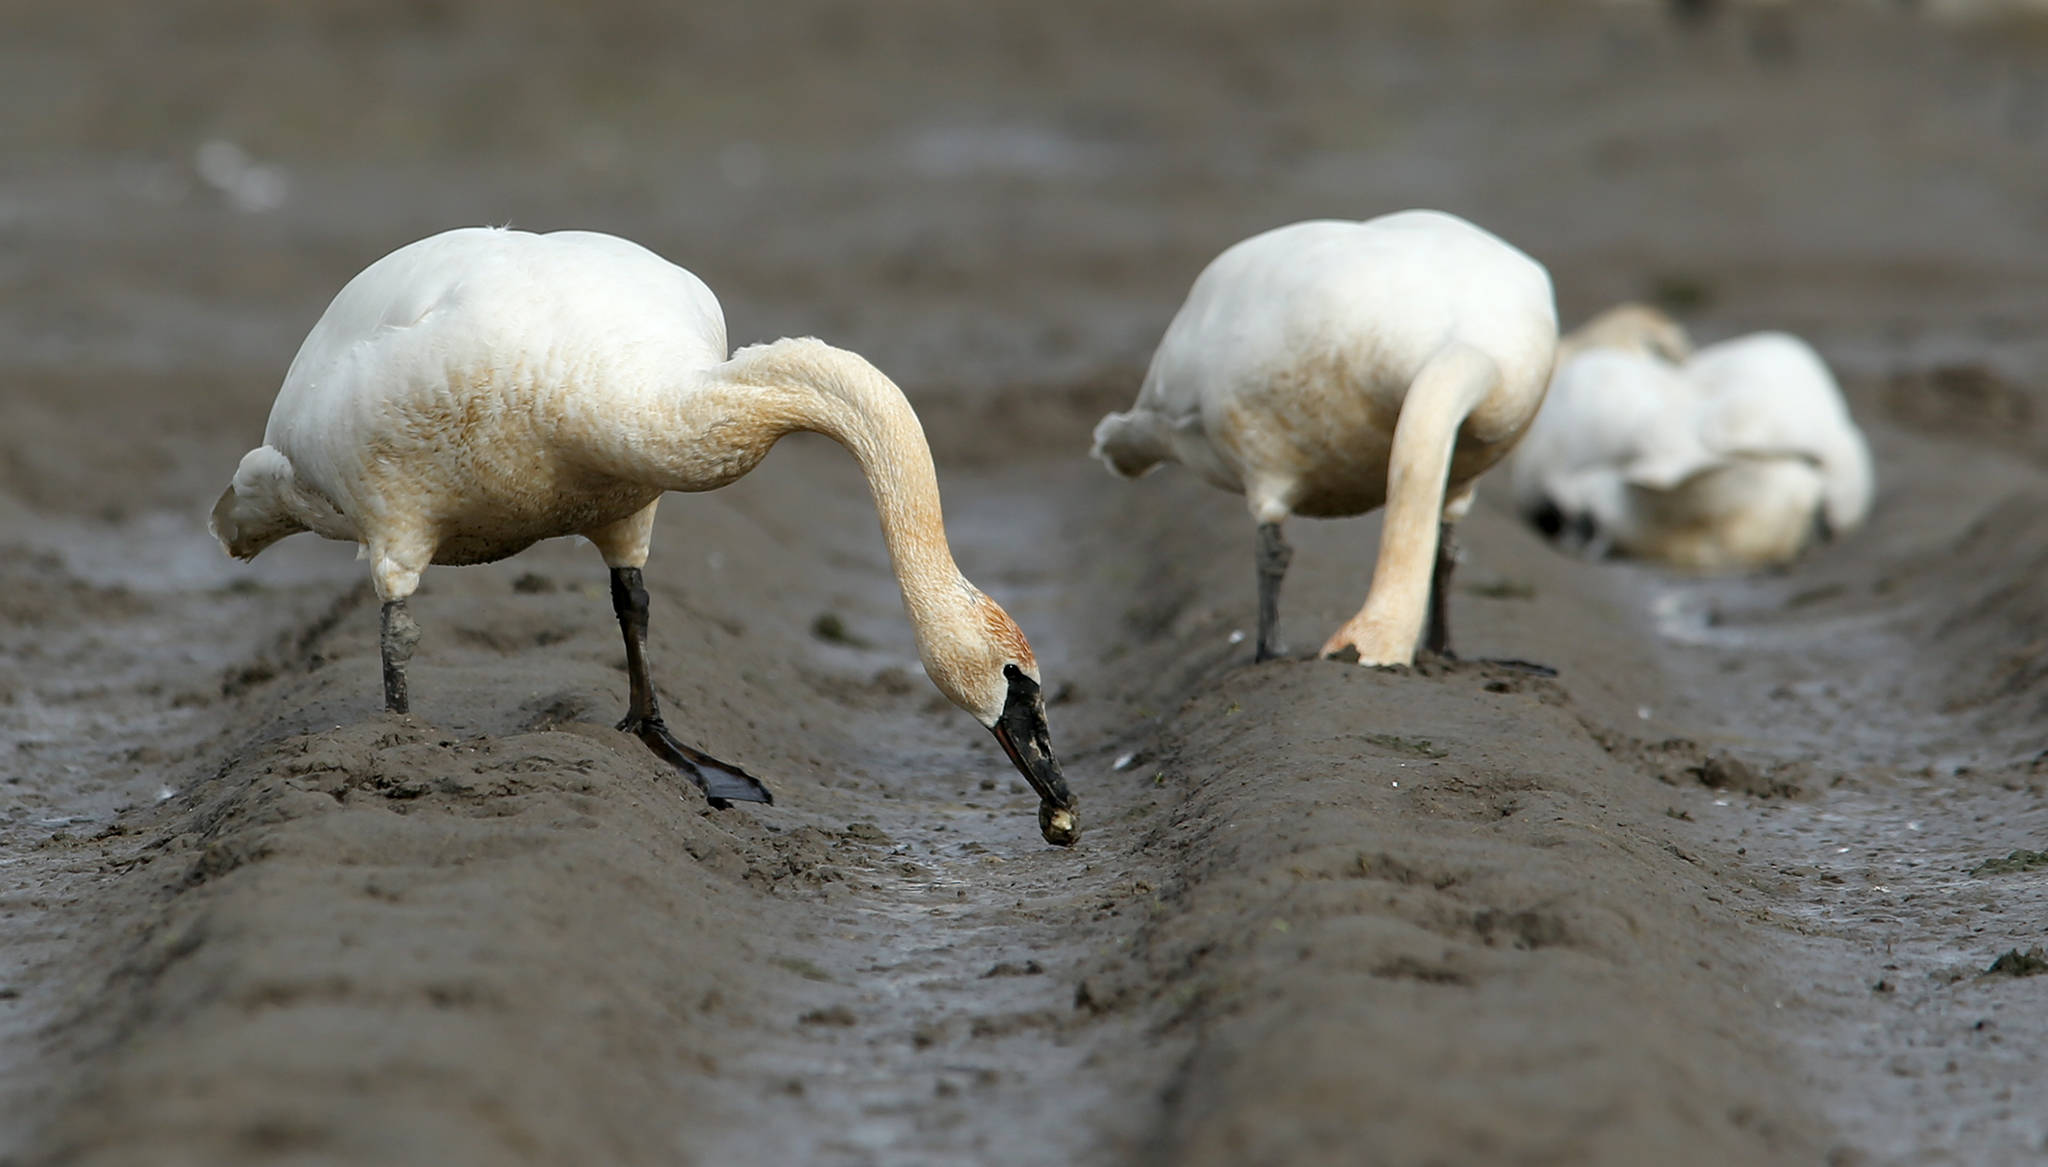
[1413,647,1559,678]
[1477,658,1559,678]
[606,565,773,808]
[620,713,774,808]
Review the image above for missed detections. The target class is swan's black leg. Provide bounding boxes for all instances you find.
[1426,520,1457,659]
[1431,525,1559,677]
[609,566,773,807]
[1255,521,1292,662]
[381,599,421,714]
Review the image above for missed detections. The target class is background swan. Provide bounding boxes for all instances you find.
[1092,210,1558,666]
[1509,306,1874,570]
[1551,301,1695,368]
[211,226,1079,845]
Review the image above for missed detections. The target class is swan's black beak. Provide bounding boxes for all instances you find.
[990,664,1079,847]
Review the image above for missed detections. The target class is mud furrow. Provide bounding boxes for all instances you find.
[1612,421,2048,1164]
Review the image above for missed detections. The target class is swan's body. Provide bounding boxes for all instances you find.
[1092,211,1558,665]
[212,227,1078,844]
[1509,308,1874,570]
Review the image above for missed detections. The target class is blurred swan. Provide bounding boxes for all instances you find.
[211,226,1078,844]
[1509,307,1873,570]
[1551,301,1694,368]
[1092,210,1558,666]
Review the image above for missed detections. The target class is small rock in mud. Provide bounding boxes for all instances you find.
[769,955,834,983]
[799,1004,858,1026]
[1691,752,1800,799]
[843,821,892,846]
[1361,733,1447,759]
[810,612,869,647]
[510,572,556,594]
[1981,947,2048,979]
[518,692,596,731]
[1970,850,2048,877]
[984,960,1045,978]
[1464,579,1536,600]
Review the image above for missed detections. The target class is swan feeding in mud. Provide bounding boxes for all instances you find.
[1508,304,1874,570]
[210,226,1079,846]
[1092,210,1559,666]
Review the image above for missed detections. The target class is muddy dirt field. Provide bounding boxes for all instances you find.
[4,2,2048,1164]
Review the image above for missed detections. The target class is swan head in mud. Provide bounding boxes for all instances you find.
[917,592,1079,847]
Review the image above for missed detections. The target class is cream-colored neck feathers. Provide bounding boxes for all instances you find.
[667,338,1031,724]
[1556,303,1693,370]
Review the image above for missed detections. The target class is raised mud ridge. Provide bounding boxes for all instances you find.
[11,388,2023,1166]
[7,3,2048,1163]
[13,386,2048,1166]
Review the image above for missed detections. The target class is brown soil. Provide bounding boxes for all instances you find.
[4,3,2047,1164]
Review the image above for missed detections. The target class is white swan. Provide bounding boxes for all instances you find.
[1551,302,1695,368]
[211,226,1078,845]
[1508,305,1874,570]
[1091,211,1559,666]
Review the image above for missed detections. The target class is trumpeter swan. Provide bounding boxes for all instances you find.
[1551,301,1694,368]
[210,227,1079,845]
[1091,211,1559,666]
[1509,306,1873,570]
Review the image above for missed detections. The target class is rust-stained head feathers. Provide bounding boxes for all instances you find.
[914,585,1039,728]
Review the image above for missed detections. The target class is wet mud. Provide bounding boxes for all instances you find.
[4,2,2048,1164]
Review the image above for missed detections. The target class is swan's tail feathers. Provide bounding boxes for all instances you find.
[1090,410,1170,479]
[209,446,308,561]
[1819,431,1876,537]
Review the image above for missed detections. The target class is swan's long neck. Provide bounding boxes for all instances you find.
[692,338,967,644]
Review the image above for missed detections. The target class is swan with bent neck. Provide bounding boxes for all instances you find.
[1509,303,1874,570]
[1092,211,1559,666]
[211,226,1078,845]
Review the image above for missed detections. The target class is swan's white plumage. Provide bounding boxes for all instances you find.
[1509,312,1874,570]
[216,228,727,575]
[210,226,1042,730]
[1092,210,1559,665]
[1684,332,1874,535]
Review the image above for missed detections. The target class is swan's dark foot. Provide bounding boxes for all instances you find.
[1418,647,1558,677]
[1481,658,1559,678]
[620,714,774,808]
[604,564,773,808]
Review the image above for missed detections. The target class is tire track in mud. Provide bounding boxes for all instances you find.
[593,443,1841,1165]
[674,470,1184,1167]
[14,444,1192,1167]
[15,434,1830,1166]
[0,520,363,1160]
[14,406,2037,1167]
[1607,420,2048,1165]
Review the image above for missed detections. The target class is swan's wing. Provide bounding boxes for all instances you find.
[259,228,524,496]
[1512,349,1705,507]
[541,230,727,367]
[1687,333,1875,531]
[261,227,734,514]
